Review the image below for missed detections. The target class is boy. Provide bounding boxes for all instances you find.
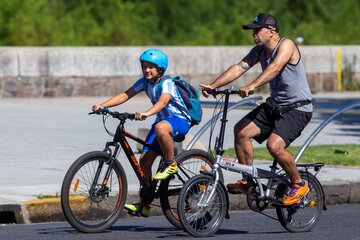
[92,49,191,216]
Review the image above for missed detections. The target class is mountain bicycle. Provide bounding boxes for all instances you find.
[60,108,223,233]
[177,87,327,237]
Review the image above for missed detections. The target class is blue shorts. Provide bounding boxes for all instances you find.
[142,117,190,152]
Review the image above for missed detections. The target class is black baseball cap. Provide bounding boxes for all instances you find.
[243,13,279,32]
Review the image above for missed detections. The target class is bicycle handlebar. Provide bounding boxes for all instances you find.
[207,87,254,97]
[89,107,146,121]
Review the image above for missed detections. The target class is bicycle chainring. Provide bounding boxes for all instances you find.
[246,185,268,212]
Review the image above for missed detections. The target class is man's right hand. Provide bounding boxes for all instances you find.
[199,84,215,98]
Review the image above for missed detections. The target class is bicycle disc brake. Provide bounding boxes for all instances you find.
[90,185,110,203]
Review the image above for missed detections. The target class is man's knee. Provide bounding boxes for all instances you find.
[267,141,279,156]
[266,139,285,157]
[234,120,254,141]
[234,129,247,143]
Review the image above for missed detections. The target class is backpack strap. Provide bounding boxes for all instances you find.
[144,76,191,122]
[163,76,192,122]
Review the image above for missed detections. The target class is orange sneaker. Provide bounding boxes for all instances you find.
[227,179,252,193]
[283,180,309,206]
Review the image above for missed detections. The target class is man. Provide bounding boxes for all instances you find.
[200,13,313,206]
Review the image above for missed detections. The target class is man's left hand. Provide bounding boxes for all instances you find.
[239,86,255,98]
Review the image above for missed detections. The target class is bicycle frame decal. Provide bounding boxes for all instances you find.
[219,158,258,177]
[124,130,161,153]
[123,140,146,178]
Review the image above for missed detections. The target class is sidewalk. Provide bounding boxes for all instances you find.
[0,93,359,223]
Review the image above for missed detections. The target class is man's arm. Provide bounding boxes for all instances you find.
[200,47,260,97]
[240,39,296,97]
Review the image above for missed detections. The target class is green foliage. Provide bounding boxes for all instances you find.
[0,0,360,46]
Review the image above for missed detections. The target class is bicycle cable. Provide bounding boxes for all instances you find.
[207,94,225,155]
[102,114,115,137]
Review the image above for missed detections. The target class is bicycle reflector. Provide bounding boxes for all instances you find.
[198,184,207,191]
[309,199,316,208]
[74,179,80,192]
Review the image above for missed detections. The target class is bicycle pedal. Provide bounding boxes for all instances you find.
[126,210,142,217]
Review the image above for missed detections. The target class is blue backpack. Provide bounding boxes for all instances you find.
[144,76,202,127]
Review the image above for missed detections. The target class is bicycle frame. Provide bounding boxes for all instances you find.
[91,116,163,204]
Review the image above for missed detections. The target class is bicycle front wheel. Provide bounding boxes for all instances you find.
[61,151,127,233]
[177,175,227,237]
[159,149,223,230]
[275,171,324,232]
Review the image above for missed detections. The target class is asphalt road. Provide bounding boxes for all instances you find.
[1,204,359,240]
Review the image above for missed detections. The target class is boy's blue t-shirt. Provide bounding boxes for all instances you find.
[131,77,191,124]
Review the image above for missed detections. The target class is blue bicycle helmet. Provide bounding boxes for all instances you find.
[139,49,168,76]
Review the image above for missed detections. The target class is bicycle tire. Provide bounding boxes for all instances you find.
[61,151,127,233]
[177,174,227,237]
[159,149,223,230]
[275,171,324,232]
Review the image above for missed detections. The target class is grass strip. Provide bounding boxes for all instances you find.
[222,144,360,166]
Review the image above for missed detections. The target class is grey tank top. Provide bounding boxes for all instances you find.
[259,38,313,112]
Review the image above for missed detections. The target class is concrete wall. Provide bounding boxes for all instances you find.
[0,46,359,98]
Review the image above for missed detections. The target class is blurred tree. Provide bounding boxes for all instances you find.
[0,0,359,46]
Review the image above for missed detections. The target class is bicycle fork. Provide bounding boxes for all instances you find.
[89,143,120,197]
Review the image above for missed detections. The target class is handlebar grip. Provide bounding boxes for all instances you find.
[89,107,109,115]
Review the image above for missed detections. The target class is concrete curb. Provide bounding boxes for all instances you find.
[1,181,360,224]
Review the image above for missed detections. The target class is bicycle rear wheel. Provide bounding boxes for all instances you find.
[159,149,223,229]
[61,151,127,233]
[275,171,324,232]
[177,174,226,237]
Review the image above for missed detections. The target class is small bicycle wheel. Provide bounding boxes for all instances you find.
[61,151,127,233]
[275,171,324,232]
[160,149,223,229]
[177,174,226,237]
